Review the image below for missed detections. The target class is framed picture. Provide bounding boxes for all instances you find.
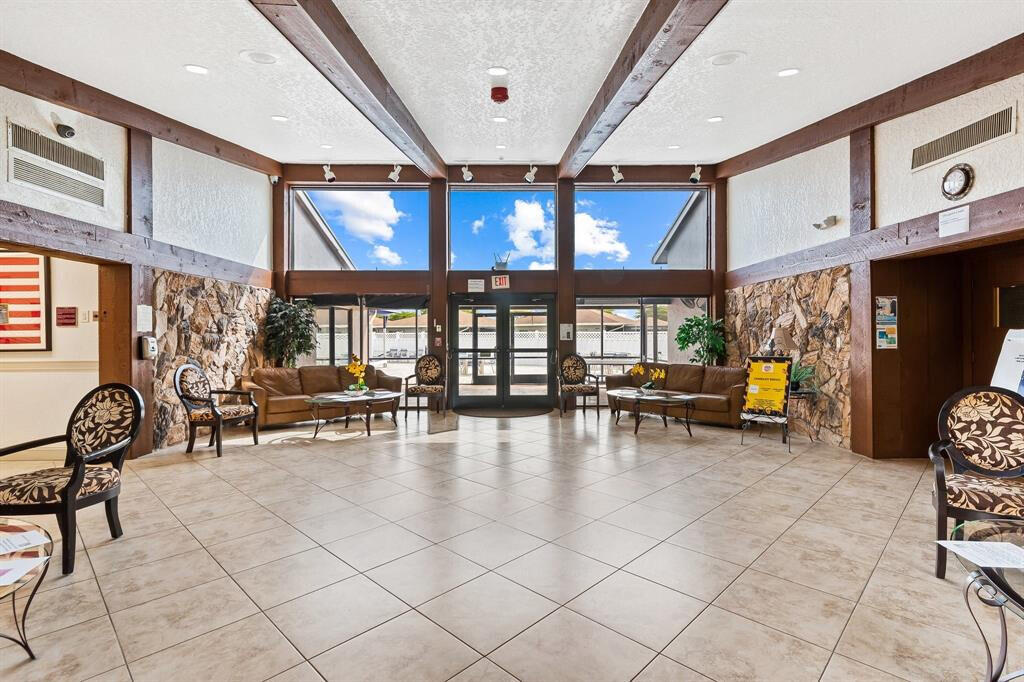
[0,250,51,351]
[740,355,793,421]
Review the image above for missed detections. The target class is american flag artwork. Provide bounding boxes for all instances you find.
[0,250,50,351]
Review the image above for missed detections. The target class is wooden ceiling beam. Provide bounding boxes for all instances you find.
[0,51,281,177]
[252,0,446,179]
[557,0,728,179]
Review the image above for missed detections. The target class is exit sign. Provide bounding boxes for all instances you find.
[491,274,510,289]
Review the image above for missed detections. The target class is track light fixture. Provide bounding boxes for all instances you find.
[524,164,537,184]
[322,164,336,183]
[461,164,474,182]
[611,165,624,184]
[387,164,402,183]
[689,165,702,184]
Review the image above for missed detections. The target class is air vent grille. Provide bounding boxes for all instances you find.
[911,107,1015,170]
[12,157,105,206]
[9,122,104,180]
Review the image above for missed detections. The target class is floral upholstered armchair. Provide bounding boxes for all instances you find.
[929,386,1024,578]
[405,354,446,419]
[0,383,143,573]
[174,360,258,457]
[557,353,600,417]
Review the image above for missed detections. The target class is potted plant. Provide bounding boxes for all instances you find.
[790,361,815,391]
[263,297,318,368]
[346,354,368,395]
[675,315,726,365]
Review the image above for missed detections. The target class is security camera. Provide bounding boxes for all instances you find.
[56,124,75,139]
[322,164,336,183]
[688,165,702,184]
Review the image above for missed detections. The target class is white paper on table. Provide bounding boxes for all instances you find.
[0,556,48,586]
[0,530,49,555]
[937,540,1024,569]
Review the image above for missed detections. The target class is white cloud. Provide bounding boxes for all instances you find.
[370,244,404,266]
[575,198,595,209]
[314,191,403,243]
[471,216,485,234]
[575,212,629,262]
[528,261,554,270]
[504,199,554,264]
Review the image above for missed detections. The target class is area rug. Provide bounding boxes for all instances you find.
[454,407,553,418]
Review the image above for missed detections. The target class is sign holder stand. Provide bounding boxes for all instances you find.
[739,355,794,452]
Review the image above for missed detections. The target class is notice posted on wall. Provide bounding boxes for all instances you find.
[991,329,1024,395]
[875,296,898,349]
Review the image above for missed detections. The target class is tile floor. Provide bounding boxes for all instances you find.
[1,411,1020,681]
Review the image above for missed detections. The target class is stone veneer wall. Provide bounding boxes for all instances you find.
[153,270,272,448]
[724,265,851,447]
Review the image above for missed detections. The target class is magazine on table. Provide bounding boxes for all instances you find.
[0,530,49,556]
[0,557,48,587]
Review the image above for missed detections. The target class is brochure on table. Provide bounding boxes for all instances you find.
[992,329,1024,395]
[0,557,48,586]
[937,540,1024,569]
[0,530,48,555]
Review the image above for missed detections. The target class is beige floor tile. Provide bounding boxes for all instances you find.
[128,613,302,682]
[713,569,855,648]
[34,548,93,594]
[698,500,797,539]
[546,488,631,517]
[267,662,325,682]
[820,654,904,681]
[366,545,486,605]
[836,604,982,681]
[729,488,817,517]
[186,507,286,546]
[584,475,661,501]
[664,606,830,682]
[634,656,713,681]
[86,526,201,576]
[292,505,389,544]
[751,541,874,601]
[441,522,547,569]
[362,489,447,520]
[332,477,408,503]
[455,489,539,519]
[263,490,353,523]
[666,520,772,566]
[324,523,432,571]
[554,520,659,567]
[168,490,261,525]
[85,666,133,682]
[802,499,898,538]
[110,576,258,661]
[206,525,316,574]
[625,543,744,601]
[448,658,517,681]
[502,504,591,541]
[639,489,723,518]
[397,504,491,542]
[0,615,123,682]
[778,519,888,565]
[79,504,182,548]
[311,610,478,682]
[0,578,106,639]
[502,476,568,502]
[569,571,706,650]
[419,572,558,654]
[461,466,535,489]
[267,574,408,657]
[602,502,695,540]
[234,546,356,609]
[490,607,656,682]
[96,548,225,612]
[497,544,615,603]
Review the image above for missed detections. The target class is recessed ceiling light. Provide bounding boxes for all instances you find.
[491,116,509,123]
[666,144,681,149]
[240,50,279,65]
[487,66,508,76]
[320,144,333,149]
[707,116,724,123]
[495,144,507,149]
[706,51,746,67]
[270,115,289,122]
[183,64,208,75]
[778,68,801,77]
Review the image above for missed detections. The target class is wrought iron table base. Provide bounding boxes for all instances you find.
[965,570,1024,682]
[0,556,49,659]
[311,400,400,438]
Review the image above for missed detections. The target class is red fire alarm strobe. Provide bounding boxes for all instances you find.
[490,86,508,103]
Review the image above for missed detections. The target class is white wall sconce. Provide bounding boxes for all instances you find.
[387,164,402,183]
[813,215,839,230]
[611,165,624,183]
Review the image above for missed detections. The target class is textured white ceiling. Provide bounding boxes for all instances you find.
[334,0,647,164]
[0,0,407,165]
[591,0,1024,165]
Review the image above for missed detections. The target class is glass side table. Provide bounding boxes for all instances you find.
[0,517,53,659]
[953,520,1023,682]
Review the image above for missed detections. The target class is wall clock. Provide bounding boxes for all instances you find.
[941,163,974,201]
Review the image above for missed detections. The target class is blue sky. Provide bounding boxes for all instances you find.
[307,188,695,271]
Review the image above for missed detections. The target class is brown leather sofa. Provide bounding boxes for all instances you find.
[605,363,746,428]
[240,365,402,428]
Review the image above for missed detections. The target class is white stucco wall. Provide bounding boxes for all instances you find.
[727,138,851,270]
[152,139,272,269]
[875,75,1024,227]
[0,86,126,231]
[0,257,99,456]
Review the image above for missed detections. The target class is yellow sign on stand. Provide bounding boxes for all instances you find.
[741,356,793,418]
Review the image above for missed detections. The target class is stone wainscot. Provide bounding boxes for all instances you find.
[725,265,851,447]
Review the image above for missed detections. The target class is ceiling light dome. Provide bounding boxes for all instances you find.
[487,66,508,76]
[183,64,208,75]
[491,116,509,123]
[778,68,801,77]
[706,51,746,67]
[240,50,279,65]
[707,116,724,123]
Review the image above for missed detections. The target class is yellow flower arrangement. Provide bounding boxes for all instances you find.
[629,363,646,377]
[649,368,666,382]
[346,354,368,389]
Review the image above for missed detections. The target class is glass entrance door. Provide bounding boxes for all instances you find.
[450,295,555,409]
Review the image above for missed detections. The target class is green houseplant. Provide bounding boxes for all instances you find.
[675,315,726,365]
[263,297,318,368]
[790,361,815,391]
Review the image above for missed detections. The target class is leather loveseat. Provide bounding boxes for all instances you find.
[240,365,401,428]
[605,363,746,428]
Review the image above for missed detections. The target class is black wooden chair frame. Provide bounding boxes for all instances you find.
[557,354,601,418]
[929,385,1024,578]
[404,354,447,420]
[0,383,143,574]
[173,361,258,457]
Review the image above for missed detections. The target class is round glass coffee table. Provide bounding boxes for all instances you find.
[306,390,402,437]
[0,517,53,659]
[953,520,1023,682]
[606,388,696,436]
